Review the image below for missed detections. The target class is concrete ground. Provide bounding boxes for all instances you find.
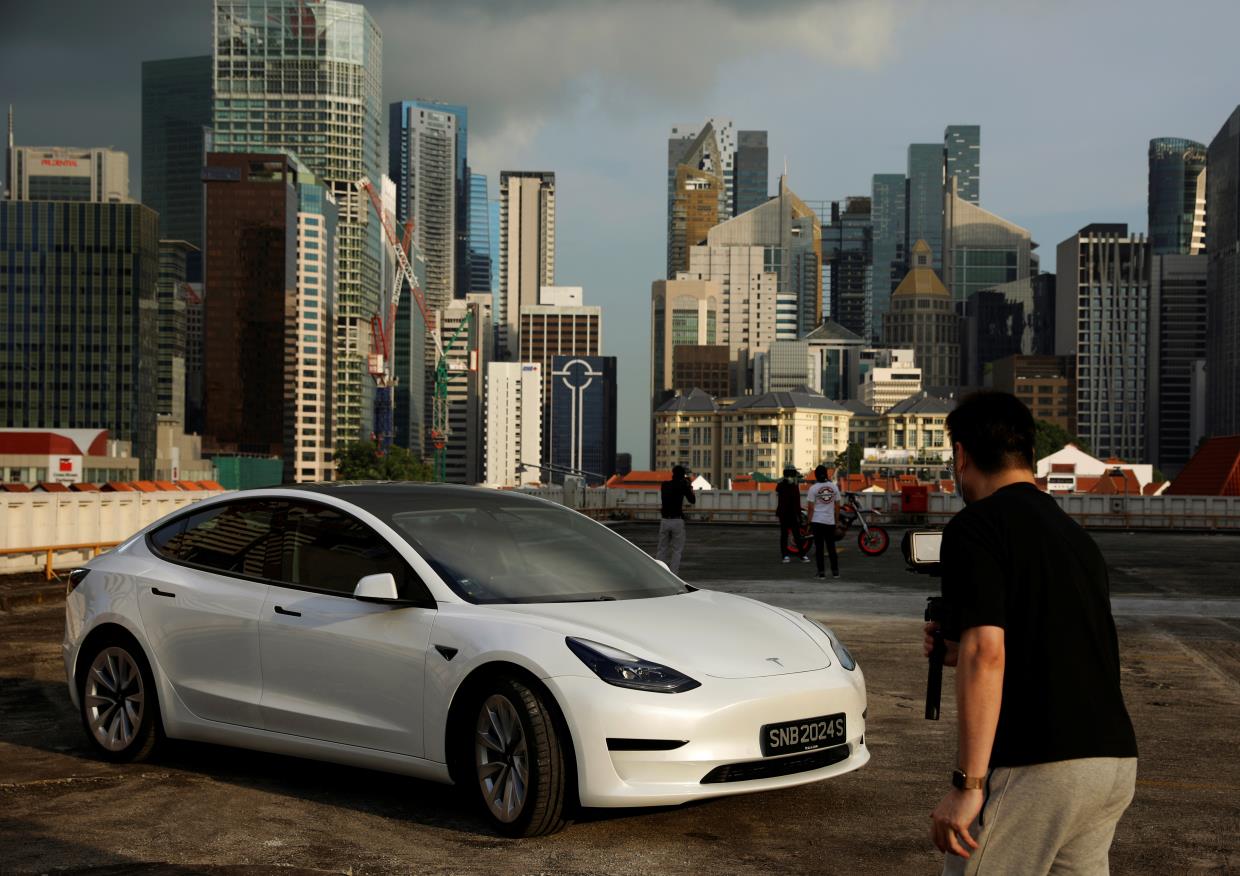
[0,524,1238,874]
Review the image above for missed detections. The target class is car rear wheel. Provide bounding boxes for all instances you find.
[471,677,570,837]
[79,635,161,762]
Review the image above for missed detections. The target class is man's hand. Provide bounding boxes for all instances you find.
[923,621,960,667]
[930,788,983,858]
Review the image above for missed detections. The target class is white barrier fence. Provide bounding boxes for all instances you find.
[0,490,227,576]
[522,485,1240,532]
[1,486,1237,579]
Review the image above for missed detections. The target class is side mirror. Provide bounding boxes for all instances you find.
[354,572,400,603]
[654,559,672,573]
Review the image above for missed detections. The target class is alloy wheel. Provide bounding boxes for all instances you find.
[85,646,145,752]
[474,693,529,823]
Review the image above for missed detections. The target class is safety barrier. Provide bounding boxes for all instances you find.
[0,490,228,576]
[520,486,1240,532]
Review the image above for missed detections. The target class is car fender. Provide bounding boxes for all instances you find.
[422,607,592,764]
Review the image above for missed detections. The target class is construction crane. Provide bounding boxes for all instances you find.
[356,177,471,481]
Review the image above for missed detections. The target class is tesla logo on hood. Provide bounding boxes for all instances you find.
[766,657,783,666]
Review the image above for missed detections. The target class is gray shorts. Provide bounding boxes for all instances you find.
[944,756,1137,876]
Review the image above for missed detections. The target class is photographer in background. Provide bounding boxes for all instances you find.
[924,392,1138,874]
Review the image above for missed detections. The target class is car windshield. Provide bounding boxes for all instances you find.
[382,502,688,604]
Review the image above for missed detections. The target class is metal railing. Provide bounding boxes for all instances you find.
[0,542,121,581]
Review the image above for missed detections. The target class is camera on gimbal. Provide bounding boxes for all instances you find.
[901,530,960,721]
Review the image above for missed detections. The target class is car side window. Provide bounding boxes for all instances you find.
[281,501,431,602]
[151,500,284,581]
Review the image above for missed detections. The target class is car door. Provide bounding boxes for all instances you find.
[257,499,436,756]
[137,499,283,728]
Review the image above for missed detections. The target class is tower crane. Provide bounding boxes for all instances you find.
[356,177,471,481]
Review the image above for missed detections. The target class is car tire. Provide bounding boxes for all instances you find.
[470,676,570,837]
[78,633,162,763]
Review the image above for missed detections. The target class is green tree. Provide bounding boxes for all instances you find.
[835,442,863,475]
[335,441,434,482]
[1034,419,1090,460]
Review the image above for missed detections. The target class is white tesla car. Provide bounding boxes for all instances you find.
[63,484,869,836]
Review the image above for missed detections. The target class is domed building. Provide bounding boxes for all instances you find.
[883,239,960,390]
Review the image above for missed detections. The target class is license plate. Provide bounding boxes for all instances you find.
[761,713,847,757]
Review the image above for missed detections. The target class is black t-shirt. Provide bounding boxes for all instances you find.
[660,478,695,519]
[941,482,1138,768]
[775,480,801,519]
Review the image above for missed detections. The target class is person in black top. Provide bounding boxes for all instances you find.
[775,466,808,563]
[924,391,1138,874]
[655,465,695,575]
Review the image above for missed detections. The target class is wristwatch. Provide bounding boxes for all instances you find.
[951,769,985,791]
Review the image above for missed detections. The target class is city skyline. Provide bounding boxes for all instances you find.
[3,0,1238,466]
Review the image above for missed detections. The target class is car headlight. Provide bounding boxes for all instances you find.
[565,637,701,693]
[805,617,857,671]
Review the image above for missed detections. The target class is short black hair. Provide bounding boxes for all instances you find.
[814,464,829,482]
[945,391,1035,474]
[672,464,686,479]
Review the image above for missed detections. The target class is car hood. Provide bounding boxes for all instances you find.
[495,588,831,679]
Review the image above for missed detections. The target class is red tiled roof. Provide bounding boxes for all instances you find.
[605,470,672,489]
[101,481,135,492]
[131,481,159,493]
[175,480,203,491]
[35,482,70,492]
[70,482,101,492]
[197,480,225,491]
[0,483,31,492]
[152,480,180,491]
[1165,435,1240,496]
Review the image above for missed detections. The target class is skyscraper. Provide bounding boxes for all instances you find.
[156,239,197,422]
[6,143,130,203]
[1056,224,1150,462]
[668,118,735,250]
[871,172,907,342]
[202,152,337,482]
[141,56,212,252]
[549,355,617,483]
[666,123,725,279]
[1206,106,1240,438]
[944,125,980,204]
[650,278,722,417]
[389,101,459,313]
[942,184,1035,303]
[467,170,492,295]
[484,362,542,487]
[212,0,383,446]
[435,294,492,484]
[906,143,945,273]
[822,197,874,338]
[734,130,769,215]
[1147,254,1208,476]
[498,171,555,359]
[0,200,160,474]
[1148,137,1207,256]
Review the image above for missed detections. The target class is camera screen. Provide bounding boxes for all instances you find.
[907,531,942,566]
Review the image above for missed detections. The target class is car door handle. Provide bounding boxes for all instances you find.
[151,587,176,598]
[274,605,301,617]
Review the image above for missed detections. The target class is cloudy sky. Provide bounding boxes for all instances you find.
[3,0,1238,466]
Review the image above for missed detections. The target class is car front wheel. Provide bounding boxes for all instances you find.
[79,635,161,762]
[472,677,570,837]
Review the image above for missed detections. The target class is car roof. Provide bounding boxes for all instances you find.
[276,482,554,513]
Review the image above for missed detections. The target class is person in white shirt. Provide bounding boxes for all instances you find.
[805,464,842,579]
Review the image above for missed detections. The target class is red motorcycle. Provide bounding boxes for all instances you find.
[785,491,890,557]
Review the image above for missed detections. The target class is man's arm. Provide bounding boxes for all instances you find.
[930,625,1005,859]
[684,479,696,505]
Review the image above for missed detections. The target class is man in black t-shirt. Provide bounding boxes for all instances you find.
[655,465,695,575]
[924,392,1138,874]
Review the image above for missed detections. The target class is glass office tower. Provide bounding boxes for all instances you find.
[906,144,945,273]
[1148,137,1207,256]
[0,201,160,473]
[944,125,980,204]
[142,56,212,255]
[734,130,769,215]
[871,173,906,341]
[467,171,492,295]
[212,0,383,445]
